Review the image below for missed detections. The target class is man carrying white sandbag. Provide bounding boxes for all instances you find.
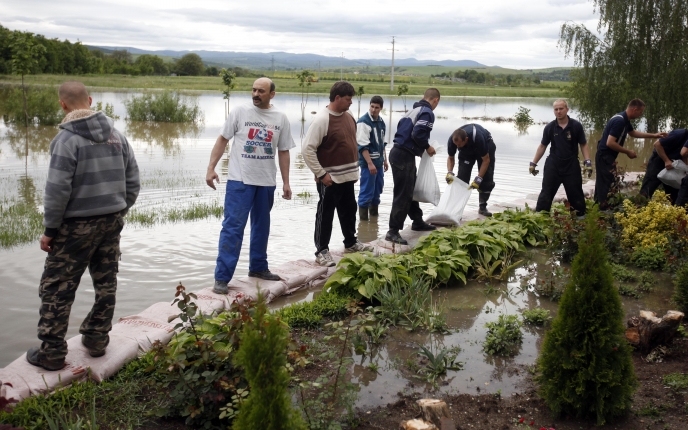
[639,128,688,202]
[674,146,688,207]
[446,124,496,217]
[385,88,441,245]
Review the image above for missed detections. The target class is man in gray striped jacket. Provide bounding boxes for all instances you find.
[26,81,140,371]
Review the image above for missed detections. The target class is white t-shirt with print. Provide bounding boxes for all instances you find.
[221,104,295,187]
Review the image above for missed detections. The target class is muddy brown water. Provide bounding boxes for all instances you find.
[0,92,660,380]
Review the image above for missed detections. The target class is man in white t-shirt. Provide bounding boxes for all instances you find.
[206,77,294,294]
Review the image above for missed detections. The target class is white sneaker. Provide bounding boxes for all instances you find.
[344,241,374,253]
[315,250,336,267]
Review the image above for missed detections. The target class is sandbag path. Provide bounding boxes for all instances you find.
[0,174,641,401]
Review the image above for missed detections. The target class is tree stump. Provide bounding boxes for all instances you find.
[399,419,437,430]
[626,310,684,353]
[416,399,454,429]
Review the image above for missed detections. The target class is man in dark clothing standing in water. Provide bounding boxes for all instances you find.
[530,99,590,217]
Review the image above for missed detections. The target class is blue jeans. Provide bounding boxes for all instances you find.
[215,180,275,282]
[357,163,385,208]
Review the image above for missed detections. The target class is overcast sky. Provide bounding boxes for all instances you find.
[2,0,600,69]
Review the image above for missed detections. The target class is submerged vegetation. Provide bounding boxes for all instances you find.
[0,85,62,126]
[125,91,203,123]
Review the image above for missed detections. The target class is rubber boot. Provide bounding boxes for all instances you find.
[478,193,492,217]
[359,206,369,221]
[369,205,379,217]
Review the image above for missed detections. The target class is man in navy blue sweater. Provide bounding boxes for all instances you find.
[385,88,440,245]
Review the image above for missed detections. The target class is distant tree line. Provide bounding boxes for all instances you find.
[430,70,544,86]
[0,25,255,77]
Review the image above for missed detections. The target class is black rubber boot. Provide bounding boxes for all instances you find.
[479,193,492,217]
[359,206,369,221]
[369,205,379,217]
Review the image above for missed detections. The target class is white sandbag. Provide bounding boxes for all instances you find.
[189,292,228,315]
[0,369,31,401]
[228,278,288,303]
[272,260,329,293]
[66,335,139,383]
[413,150,441,205]
[425,180,473,225]
[137,301,183,324]
[658,160,688,189]
[110,316,176,353]
[3,354,89,396]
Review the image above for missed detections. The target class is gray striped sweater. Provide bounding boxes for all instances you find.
[43,110,140,236]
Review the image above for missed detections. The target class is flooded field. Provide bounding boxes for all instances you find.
[0,92,659,368]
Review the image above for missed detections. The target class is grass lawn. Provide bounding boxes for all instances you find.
[0,74,568,97]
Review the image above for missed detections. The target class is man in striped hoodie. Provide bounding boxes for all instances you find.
[302,81,374,267]
[26,81,140,371]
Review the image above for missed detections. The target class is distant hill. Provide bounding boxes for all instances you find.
[87,46,486,70]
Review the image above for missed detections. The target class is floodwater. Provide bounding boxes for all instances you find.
[0,91,659,371]
[349,253,676,408]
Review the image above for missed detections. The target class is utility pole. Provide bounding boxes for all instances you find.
[317,61,321,80]
[389,36,397,91]
[271,55,275,77]
[340,52,343,81]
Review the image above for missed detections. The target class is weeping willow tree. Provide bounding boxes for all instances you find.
[560,0,688,131]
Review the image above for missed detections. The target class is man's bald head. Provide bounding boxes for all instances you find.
[58,81,91,112]
[251,77,275,109]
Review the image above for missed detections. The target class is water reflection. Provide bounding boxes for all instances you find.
[4,125,54,159]
[18,175,38,209]
[125,121,204,156]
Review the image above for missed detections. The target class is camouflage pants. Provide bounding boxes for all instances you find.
[37,213,124,362]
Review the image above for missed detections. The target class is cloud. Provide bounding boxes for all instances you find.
[1,0,599,68]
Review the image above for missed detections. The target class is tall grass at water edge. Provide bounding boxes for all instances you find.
[126,201,223,227]
[0,202,43,248]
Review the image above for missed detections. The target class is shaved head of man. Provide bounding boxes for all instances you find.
[58,81,92,112]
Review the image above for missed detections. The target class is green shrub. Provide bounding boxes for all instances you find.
[611,263,638,282]
[0,86,63,125]
[483,314,523,356]
[672,263,688,314]
[152,284,249,428]
[617,283,640,298]
[538,207,636,425]
[637,271,656,293]
[630,246,666,271]
[277,292,350,328]
[521,308,551,325]
[125,91,203,123]
[233,295,307,430]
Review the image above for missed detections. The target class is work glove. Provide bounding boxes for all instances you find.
[469,176,482,190]
[529,162,539,176]
[445,172,455,184]
[583,159,593,178]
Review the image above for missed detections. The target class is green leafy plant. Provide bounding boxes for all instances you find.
[296,70,314,121]
[483,314,523,356]
[415,344,463,385]
[220,68,236,117]
[637,271,656,293]
[521,308,551,326]
[538,207,637,425]
[617,283,640,299]
[662,373,688,391]
[233,295,306,430]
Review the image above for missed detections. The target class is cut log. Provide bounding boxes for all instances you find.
[400,419,437,430]
[625,310,684,353]
[416,399,454,429]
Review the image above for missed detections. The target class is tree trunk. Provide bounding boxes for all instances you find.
[416,399,454,429]
[399,419,437,430]
[21,73,28,128]
[625,310,684,353]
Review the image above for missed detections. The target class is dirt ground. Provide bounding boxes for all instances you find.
[354,335,688,430]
